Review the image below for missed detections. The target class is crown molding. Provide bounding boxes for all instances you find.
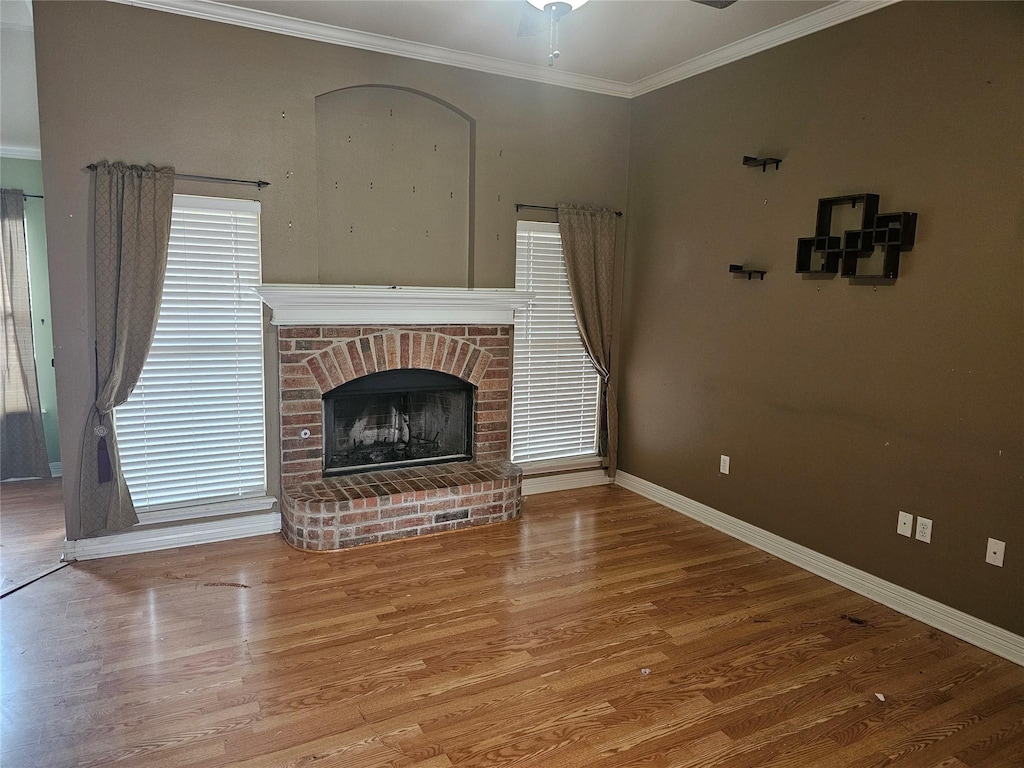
[628,0,901,97]
[109,0,633,98]
[0,144,42,160]
[108,0,897,99]
[255,284,535,326]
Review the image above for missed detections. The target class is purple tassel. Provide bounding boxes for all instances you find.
[97,436,112,484]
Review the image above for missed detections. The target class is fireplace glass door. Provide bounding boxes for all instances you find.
[323,370,473,475]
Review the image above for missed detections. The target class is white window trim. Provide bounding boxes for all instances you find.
[517,455,604,476]
[135,494,277,526]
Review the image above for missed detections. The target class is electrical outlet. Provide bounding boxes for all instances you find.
[986,538,1005,567]
[897,511,913,537]
[915,516,932,543]
[720,455,730,475]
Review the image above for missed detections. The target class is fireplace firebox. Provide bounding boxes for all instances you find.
[323,369,473,475]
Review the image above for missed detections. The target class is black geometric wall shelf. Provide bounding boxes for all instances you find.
[796,194,917,280]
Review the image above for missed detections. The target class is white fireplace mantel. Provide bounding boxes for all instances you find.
[254,284,535,326]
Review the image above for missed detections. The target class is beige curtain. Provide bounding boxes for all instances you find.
[1,189,52,480]
[557,203,619,478]
[79,162,174,536]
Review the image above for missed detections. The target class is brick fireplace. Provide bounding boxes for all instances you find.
[261,286,532,551]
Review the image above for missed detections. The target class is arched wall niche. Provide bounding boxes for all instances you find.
[315,85,475,287]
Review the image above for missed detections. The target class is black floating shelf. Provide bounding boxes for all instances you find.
[730,264,767,280]
[796,194,917,281]
[742,155,782,172]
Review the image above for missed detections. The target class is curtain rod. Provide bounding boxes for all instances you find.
[515,203,623,218]
[86,165,270,190]
[23,193,43,199]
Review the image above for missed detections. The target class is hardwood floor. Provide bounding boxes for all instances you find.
[1,486,1021,767]
[0,478,65,591]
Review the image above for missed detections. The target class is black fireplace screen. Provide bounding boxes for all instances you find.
[323,369,473,475]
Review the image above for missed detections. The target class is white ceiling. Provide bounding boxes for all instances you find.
[217,0,833,84]
[119,0,896,97]
[0,0,897,156]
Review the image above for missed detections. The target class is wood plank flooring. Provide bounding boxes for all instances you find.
[0,478,65,591]
[1,486,1021,767]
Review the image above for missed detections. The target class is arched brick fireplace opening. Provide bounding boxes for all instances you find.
[276,324,522,551]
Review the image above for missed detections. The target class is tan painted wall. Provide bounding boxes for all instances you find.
[34,0,1023,635]
[315,86,472,287]
[32,1,630,538]
[620,2,1024,633]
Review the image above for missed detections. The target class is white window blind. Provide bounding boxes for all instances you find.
[115,195,266,510]
[512,221,601,462]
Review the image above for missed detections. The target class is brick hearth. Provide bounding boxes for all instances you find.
[277,324,521,551]
[281,460,521,550]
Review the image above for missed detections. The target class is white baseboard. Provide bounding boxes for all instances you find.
[522,468,610,496]
[49,462,61,478]
[64,508,281,561]
[614,471,1024,667]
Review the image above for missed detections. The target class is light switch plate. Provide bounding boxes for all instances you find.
[986,538,1005,567]
[720,455,730,475]
[897,511,913,537]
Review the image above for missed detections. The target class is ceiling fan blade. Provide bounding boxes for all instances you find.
[517,0,547,37]
[690,0,739,8]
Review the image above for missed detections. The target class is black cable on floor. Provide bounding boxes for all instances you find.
[0,560,73,599]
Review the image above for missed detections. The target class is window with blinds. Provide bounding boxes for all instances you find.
[512,221,601,463]
[115,195,266,510]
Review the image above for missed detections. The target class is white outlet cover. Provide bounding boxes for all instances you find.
[915,516,933,543]
[986,538,1005,567]
[897,511,913,537]
[720,455,730,475]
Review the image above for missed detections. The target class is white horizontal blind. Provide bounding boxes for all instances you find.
[116,195,266,509]
[512,221,601,462]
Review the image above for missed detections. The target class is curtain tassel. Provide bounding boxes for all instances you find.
[97,435,112,484]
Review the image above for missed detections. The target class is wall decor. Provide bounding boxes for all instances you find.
[796,193,917,280]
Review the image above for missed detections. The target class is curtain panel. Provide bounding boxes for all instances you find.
[557,203,619,478]
[1,188,52,480]
[78,162,174,537]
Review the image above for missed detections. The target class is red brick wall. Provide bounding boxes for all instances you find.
[277,325,512,486]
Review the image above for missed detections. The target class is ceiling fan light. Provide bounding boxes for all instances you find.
[526,0,590,11]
